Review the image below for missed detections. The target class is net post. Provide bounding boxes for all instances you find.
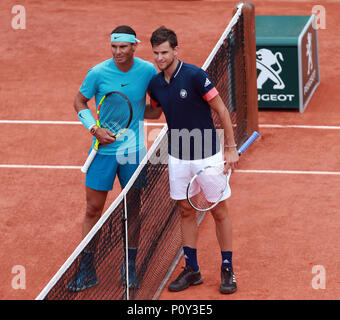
[236,2,259,136]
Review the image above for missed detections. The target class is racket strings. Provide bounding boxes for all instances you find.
[187,165,229,211]
[99,93,132,134]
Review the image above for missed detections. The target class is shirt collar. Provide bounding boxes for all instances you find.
[172,60,183,80]
[161,60,183,85]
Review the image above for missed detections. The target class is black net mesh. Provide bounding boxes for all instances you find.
[44,202,126,300]
[205,13,248,146]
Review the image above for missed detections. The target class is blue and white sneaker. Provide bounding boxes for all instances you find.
[67,251,98,292]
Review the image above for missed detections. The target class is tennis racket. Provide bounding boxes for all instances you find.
[81,91,133,173]
[186,131,260,212]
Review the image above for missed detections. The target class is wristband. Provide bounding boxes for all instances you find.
[78,109,96,130]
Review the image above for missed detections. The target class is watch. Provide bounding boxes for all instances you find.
[89,125,98,135]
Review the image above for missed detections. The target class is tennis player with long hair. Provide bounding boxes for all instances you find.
[69,25,159,291]
[148,26,239,294]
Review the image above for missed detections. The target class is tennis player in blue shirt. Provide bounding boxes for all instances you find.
[68,25,158,292]
[148,26,239,294]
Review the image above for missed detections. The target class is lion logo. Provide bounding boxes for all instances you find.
[256,48,285,90]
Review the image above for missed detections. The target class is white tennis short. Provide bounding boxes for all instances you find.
[168,151,231,201]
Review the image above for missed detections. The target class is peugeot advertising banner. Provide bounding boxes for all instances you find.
[255,15,320,113]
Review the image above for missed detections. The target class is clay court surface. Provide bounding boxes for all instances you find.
[1,0,339,300]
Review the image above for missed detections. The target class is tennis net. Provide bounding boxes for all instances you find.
[36,1,258,300]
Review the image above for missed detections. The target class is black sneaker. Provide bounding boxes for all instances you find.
[168,266,203,292]
[220,267,237,294]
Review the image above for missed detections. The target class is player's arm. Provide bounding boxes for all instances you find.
[195,68,238,168]
[208,94,239,170]
[144,89,162,119]
[74,91,91,113]
[74,91,115,145]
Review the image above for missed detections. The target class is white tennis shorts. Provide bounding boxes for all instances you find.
[168,151,231,201]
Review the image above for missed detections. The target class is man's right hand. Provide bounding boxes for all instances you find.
[95,128,116,145]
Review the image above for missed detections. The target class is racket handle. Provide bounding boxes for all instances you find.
[81,148,97,173]
[238,131,260,155]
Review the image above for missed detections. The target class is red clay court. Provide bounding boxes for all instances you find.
[0,0,339,300]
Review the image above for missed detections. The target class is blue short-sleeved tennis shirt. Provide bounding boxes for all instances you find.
[148,61,220,160]
[80,57,157,155]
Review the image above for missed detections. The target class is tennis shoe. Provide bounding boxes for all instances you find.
[168,266,203,292]
[220,267,237,294]
[67,251,98,292]
[67,267,98,292]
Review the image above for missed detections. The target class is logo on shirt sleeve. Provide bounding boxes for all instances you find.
[204,78,211,87]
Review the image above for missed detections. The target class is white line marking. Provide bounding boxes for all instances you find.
[145,122,166,126]
[259,124,340,130]
[0,165,81,169]
[0,120,81,125]
[0,120,167,126]
[234,169,340,175]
